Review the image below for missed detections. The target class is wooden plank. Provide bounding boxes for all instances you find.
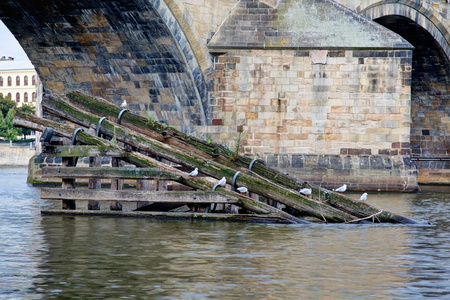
[41,167,174,180]
[88,156,101,210]
[136,173,151,209]
[41,188,240,204]
[61,148,76,210]
[40,209,291,223]
[110,157,124,210]
[42,145,125,157]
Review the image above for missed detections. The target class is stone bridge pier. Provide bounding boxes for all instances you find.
[1,0,448,190]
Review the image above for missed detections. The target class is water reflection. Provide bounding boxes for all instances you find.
[0,167,44,300]
[0,168,448,299]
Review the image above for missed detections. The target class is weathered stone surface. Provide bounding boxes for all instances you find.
[1,0,208,133]
[208,0,412,50]
[1,0,448,188]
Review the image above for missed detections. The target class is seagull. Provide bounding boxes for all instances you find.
[120,99,127,108]
[359,192,368,201]
[189,167,198,177]
[236,186,248,193]
[276,202,286,210]
[218,177,226,187]
[299,188,312,197]
[333,184,347,193]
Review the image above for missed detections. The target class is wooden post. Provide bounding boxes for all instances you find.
[61,138,76,210]
[88,156,102,210]
[136,178,150,209]
[110,157,123,210]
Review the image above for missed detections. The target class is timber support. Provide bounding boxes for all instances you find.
[13,92,420,224]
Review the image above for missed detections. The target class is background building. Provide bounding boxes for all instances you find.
[0,56,41,107]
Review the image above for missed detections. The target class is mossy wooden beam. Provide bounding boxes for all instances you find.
[42,167,173,180]
[41,189,241,204]
[41,209,293,223]
[60,92,420,224]
[34,103,358,223]
[41,145,125,158]
[39,94,419,224]
[14,112,306,224]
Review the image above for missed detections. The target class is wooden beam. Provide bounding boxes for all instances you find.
[41,167,178,180]
[40,209,293,223]
[54,92,420,224]
[23,105,357,222]
[41,188,241,204]
[42,145,125,157]
[13,111,308,224]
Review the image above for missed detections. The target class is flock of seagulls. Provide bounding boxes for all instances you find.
[188,166,368,203]
[332,184,368,201]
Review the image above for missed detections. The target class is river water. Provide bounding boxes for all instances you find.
[0,167,449,299]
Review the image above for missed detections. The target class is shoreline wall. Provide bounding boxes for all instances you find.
[0,143,35,166]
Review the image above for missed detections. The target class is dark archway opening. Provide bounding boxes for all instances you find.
[375,16,449,157]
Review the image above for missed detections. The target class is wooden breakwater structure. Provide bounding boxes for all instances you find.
[13,92,419,224]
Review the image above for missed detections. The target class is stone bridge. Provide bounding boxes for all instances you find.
[1,0,448,190]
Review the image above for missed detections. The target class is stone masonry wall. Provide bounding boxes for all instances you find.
[2,0,206,133]
[201,48,419,191]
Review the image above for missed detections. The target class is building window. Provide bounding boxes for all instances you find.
[32,75,36,85]
[32,92,36,101]
[16,92,20,102]
[7,93,11,99]
[24,92,28,102]
[16,76,20,86]
[8,76,12,86]
[24,75,28,86]
[0,76,3,86]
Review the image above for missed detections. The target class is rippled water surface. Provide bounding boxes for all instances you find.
[0,167,449,299]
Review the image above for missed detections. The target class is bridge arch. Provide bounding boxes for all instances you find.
[0,0,211,132]
[356,0,450,60]
[356,1,449,159]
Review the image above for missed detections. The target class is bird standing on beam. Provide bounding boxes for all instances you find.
[218,177,226,187]
[333,184,347,193]
[189,167,198,176]
[299,188,312,197]
[237,186,248,193]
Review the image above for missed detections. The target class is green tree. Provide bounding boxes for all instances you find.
[0,95,17,117]
[0,95,35,140]
[17,104,35,139]
[0,108,21,141]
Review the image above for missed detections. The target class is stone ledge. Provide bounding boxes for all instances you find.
[261,153,419,192]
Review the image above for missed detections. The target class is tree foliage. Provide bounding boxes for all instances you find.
[0,95,36,140]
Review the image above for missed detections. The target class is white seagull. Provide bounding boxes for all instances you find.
[189,167,198,176]
[218,177,226,187]
[276,202,286,210]
[333,184,347,193]
[299,188,312,196]
[359,192,368,201]
[120,99,127,108]
[236,186,248,193]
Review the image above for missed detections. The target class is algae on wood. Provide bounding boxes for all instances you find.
[14,112,307,224]
[40,93,418,224]
[15,93,419,225]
